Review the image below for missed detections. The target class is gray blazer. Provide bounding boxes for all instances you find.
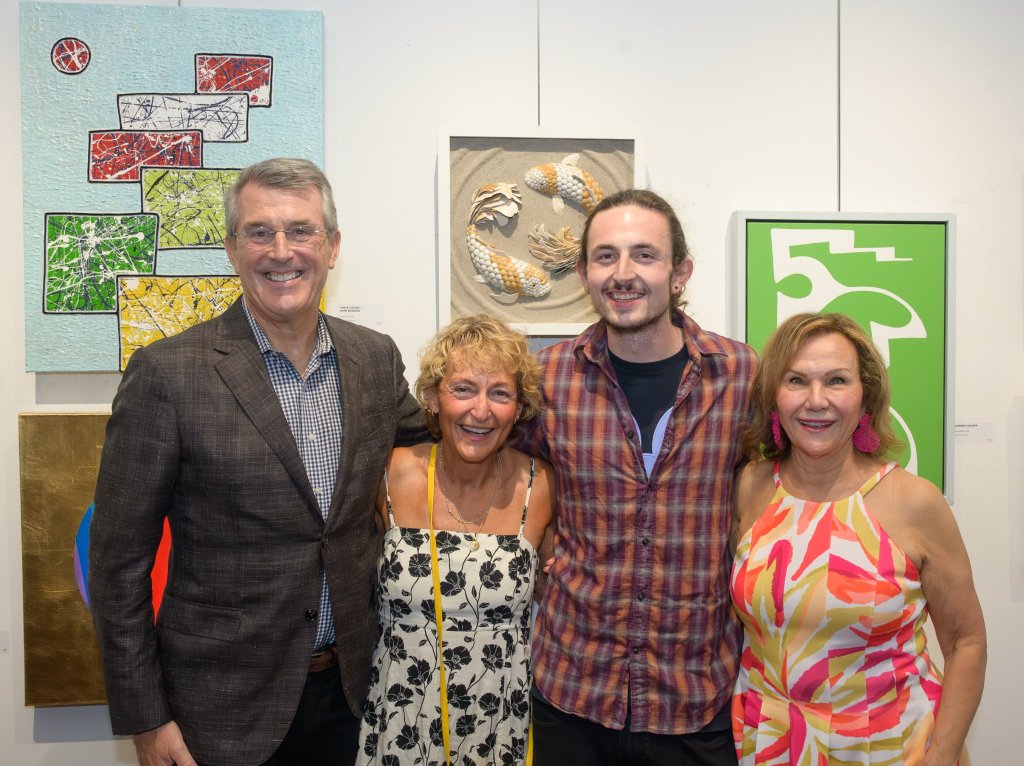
[89,299,429,766]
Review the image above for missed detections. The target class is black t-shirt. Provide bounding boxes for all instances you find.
[609,345,689,454]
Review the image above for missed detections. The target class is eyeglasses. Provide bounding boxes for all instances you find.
[443,383,518,407]
[234,225,326,249]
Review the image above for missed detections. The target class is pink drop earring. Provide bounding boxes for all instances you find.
[770,411,786,452]
[852,413,880,453]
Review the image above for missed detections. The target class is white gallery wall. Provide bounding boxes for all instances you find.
[0,0,1019,762]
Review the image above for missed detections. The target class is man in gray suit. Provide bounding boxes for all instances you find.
[89,158,429,766]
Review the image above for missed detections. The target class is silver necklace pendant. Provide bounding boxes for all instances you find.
[438,444,503,545]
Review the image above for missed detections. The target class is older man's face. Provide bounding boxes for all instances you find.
[225,182,340,334]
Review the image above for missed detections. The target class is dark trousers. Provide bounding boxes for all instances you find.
[259,665,360,766]
[531,694,738,766]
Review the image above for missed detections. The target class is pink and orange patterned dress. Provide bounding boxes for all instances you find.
[731,462,945,765]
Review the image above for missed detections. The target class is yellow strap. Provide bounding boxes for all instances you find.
[427,444,452,765]
[526,703,533,765]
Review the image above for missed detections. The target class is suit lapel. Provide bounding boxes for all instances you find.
[213,302,321,515]
[327,319,364,524]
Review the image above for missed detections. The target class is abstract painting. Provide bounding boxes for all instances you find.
[20,413,108,706]
[20,413,172,706]
[44,213,159,313]
[735,214,953,497]
[21,2,324,371]
[117,275,243,370]
[141,168,241,249]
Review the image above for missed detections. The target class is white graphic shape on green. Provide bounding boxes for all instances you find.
[769,228,929,475]
[770,228,924,366]
[888,407,918,475]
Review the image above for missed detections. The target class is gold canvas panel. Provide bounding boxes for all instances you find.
[19,412,108,706]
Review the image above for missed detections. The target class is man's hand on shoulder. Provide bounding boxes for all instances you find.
[133,720,197,766]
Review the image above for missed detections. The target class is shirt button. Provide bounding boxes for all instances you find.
[307,432,318,441]
[626,431,635,440]
[304,609,318,621]
[637,592,645,602]
[313,487,322,495]
[633,646,640,654]
[641,538,650,546]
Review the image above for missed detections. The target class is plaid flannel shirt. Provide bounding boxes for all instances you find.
[516,310,756,734]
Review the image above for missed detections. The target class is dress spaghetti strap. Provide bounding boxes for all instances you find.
[857,461,898,498]
[382,468,397,529]
[517,458,536,538]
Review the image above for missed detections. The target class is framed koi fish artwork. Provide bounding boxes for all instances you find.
[440,128,643,336]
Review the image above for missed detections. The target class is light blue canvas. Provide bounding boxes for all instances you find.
[21,1,324,371]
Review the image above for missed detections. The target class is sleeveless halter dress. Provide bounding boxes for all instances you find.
[357,458,538,765]
[730,462,945,765]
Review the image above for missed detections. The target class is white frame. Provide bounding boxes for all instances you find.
[438,125,645,337]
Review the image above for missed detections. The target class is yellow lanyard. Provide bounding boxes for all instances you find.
[427,444,452,765]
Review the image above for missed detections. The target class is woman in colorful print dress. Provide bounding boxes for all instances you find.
[730,313,986,766]
[357,315,554,766]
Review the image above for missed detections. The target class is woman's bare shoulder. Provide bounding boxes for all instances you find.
[886,466,949,520]
[737,459,775,502]
[390,442,432,465]
[386,443,432,485]
[734,459,776,540]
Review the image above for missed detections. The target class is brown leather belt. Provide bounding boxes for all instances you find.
[308,644,338,673]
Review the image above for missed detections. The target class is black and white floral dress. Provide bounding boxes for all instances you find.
[357,460,538,766]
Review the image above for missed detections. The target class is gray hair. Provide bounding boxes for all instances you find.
[224,158,338,237]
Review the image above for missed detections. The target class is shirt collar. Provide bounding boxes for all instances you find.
[575,310,730,367]
[240,296,334,358]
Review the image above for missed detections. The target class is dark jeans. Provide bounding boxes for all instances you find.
[531,694,738,766]
[259,665,360,766]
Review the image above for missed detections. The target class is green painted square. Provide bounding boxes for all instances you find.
[142,168,240,248]
[44,213,158,312]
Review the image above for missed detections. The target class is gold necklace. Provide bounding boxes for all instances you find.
[437,444,502,551]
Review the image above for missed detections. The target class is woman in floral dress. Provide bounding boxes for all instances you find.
[357,315,554,766]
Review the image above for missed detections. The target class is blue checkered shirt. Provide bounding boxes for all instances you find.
[243,299,341,651]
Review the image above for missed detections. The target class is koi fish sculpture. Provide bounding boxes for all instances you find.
[466,183,551,303]
[524,153,605,214]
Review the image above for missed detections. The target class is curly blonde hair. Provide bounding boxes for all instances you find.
[415,315,541,438]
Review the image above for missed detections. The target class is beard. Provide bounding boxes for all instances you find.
[589,281,677,336]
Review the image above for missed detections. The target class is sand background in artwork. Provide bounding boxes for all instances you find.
[449,136,634,327]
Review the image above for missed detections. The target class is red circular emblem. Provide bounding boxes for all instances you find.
[51,37,91,75]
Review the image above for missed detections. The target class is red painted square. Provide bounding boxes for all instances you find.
[196,54,273,106]
[89,131,203,182]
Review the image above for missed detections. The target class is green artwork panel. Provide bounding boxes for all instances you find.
[744,219,949,492]
[44,213,158,313]
[142,168,240,248]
